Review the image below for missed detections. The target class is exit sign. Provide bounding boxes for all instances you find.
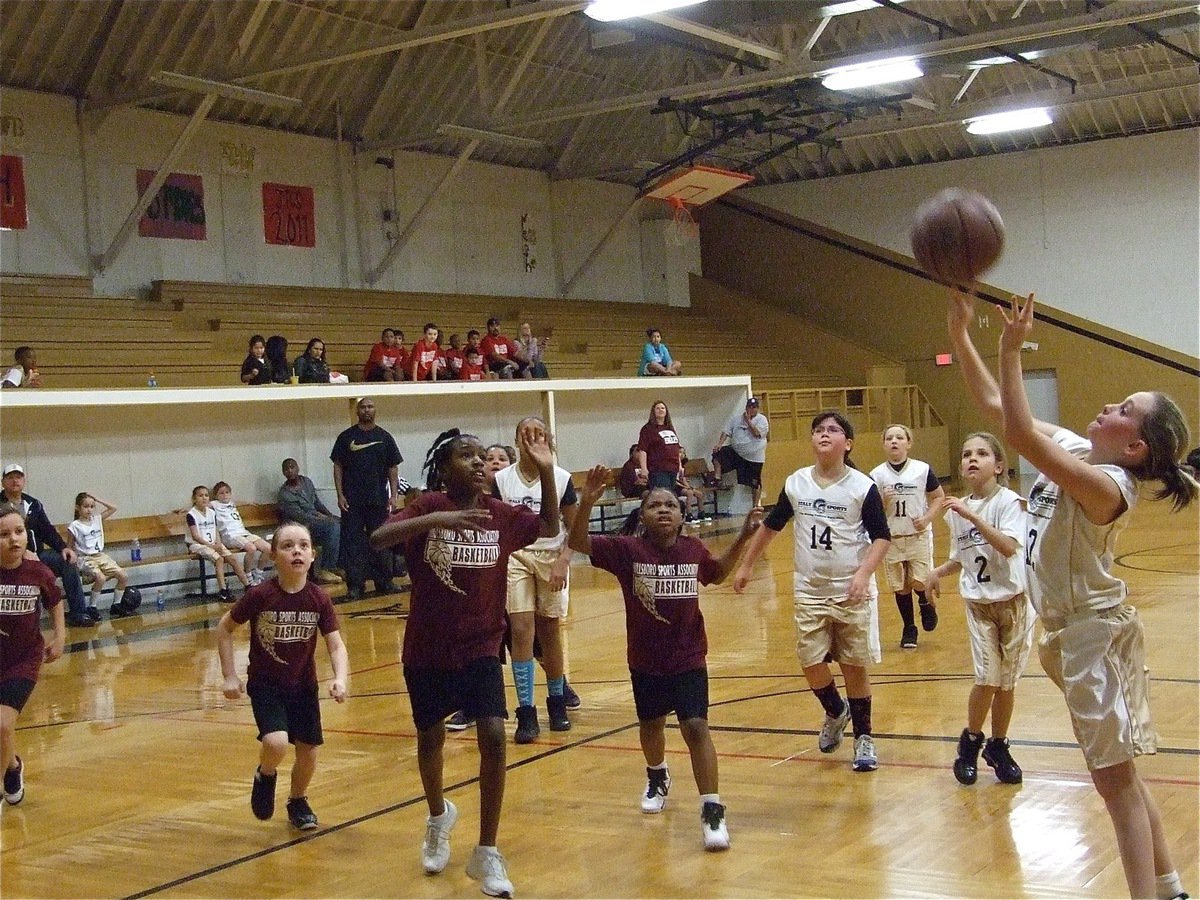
[935,353,953,366]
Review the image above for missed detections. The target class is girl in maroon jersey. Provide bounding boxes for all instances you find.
[568,468,762,852]
[0,502,65,806]
[370,424,559,899]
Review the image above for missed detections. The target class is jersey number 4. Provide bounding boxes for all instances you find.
[810,524,833,550]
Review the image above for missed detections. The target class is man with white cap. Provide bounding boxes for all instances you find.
[710,397,770,508]
[1,463,95,627]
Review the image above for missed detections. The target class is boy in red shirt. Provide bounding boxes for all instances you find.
[410,323,446,382]
[461,330,488,382]
[364,327,406,382]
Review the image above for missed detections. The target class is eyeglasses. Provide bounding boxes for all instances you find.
[812,424,845,435]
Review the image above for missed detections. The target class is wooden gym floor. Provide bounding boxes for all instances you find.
[2,499,1196,899]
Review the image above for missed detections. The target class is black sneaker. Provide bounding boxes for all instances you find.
[85,605,102,622]
[446,710,475,731]
[251,767,277,820]
[514,704,540,744]
[982,737,1023,784]
[919,601,939,632]
[3,756,24,805]
[374,581,397,595]
[547,694,571,732]
[287,796,319,830]
[900,624,918,649]
[563,679,582,711]
[953,729,984,785]
[66,614,97,627]
[218,588,234,603]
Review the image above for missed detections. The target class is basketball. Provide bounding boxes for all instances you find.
[910,188,1005,286]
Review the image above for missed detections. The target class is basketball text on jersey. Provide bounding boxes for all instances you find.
[0,584,40,614]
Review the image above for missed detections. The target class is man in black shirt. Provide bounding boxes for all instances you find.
[330,398,405,600]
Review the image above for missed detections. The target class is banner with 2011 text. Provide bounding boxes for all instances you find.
[262,182,315,247]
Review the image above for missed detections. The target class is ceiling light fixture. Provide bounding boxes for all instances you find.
[820,57,923,91]
[967,49,1049,68]
[150,71,303,110]
[964,107,1053,134]
[584,0,706,23]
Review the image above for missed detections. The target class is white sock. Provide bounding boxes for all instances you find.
[647,762,668,771]
[700,793,720,807]
[1156,871,1185,900]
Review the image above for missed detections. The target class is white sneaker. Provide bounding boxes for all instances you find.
[853,734,879,772]
[640,767,671,813]
[701,801,730,851]
[818,704,851,753]
[421,799,457,874]
[466,845,514,898]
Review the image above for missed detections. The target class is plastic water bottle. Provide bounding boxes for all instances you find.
[131,538,142,562]
[155,588,165,612]
[148,372,158,387]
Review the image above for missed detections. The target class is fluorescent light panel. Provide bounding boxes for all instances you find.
[968,49,1050,68]
[964,107,1053,134]
[151,71,302,110]
[584,0,706,23]
[818,0,908,17]
[821,57,922,91]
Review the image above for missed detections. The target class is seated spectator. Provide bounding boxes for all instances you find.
[277,458,343,584]
[182,485,251,602]
[364,328,406,382]
[294,338,331,384]
[240,334,270,385]
[67,493,133,618]
[211,481,273,585]
[2,346,41,389]
[265,335,290,383]
[444,333,465,380]
[677,453,711,525]
[639,328,682,376]
[617,444,647,499]
[410,323,446,382]
[460,330,488,382]
[481,317,528,379]
[517,322,550,379]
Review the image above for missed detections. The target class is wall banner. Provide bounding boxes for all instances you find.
[262,182,315,247]
[0,155,28,230]
[137,169,207,240]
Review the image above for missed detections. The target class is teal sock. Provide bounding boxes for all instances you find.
[512,659,535,708]
[547,676,564,697]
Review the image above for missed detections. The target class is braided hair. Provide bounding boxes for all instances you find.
[423,428,479,492]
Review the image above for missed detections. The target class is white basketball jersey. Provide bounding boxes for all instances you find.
[212,499,252,542]
[783,466,880,601]
[187,505,218,545]
[68,514,105,555]
[1025,429,1137,619]
[494,464,573,552]
[944,486,1026,603]
[870,458,934,537]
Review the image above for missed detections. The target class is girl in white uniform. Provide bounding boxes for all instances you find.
[949,289,1196,900]
[929,433,1031,786]
[212,481,272,585]
[734,411,891,772]
[869,425,945,649]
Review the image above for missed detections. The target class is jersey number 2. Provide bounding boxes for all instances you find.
[974,555,991,583]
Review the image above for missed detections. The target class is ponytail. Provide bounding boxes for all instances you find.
[1132,393,1196,511]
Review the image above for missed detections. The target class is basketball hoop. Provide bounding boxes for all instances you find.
[643,165,755,247]
[667,196,700,246]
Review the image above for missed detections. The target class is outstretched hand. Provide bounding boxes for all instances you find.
[438,507,493,536]
[999,292,1035,353]
[582,465,609,504]
[740,507,764,538]
[518,420,554,470]
[946,286,976,334]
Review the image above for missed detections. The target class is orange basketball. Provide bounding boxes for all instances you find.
[910,188,1005,287]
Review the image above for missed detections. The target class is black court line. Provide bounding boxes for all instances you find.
[1114,542,1199,575]
[123,720,640,900]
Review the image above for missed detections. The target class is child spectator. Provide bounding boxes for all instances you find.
[0,502,65,807]
[241,335,271,385]
[928,432,1030,786]
[265,335,290,384]
[461,330,487,382]
[444,333,465,380]
[2,346,41,389]
[480,317,526,379]
[410,323,446,382]
[516,322,550,379]
[184,485,251,602]
[68,493,137,618]
[294,338,330,385]
[217,522,348,831]
[618,444,648,499]
[211,481,273,585]
[568,470,763,850]
[639,329,682,377]
[369,424,561,899]
[677,454,711,525]
[734,411,891,773]
[364,328,405,382]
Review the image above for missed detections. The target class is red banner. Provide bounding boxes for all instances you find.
[137,169,206,240]
[0,155,28,230]
[262,182,315,247]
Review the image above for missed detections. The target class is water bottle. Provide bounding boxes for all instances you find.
[131,538,142,562]
[155,588,165,612]
[148,372,158,387]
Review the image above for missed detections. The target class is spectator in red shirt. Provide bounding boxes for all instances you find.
[480,317,527,380]
[364,328,405,382]
[411,323,447,382]
[217,523,348,832]
[636,400,684,494]
[568,469,762,851]
[369,424,560,898]
[444,333,465,380]
[461,330,488,382]
[0,502,66,807]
